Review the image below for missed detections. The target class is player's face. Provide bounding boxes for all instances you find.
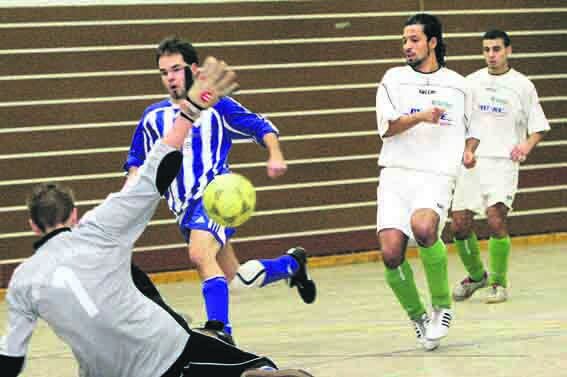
[483,39,511,74]
[402,25,435,70]
[158,53,189,100]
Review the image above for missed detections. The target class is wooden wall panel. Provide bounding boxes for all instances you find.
[1,0,566,287]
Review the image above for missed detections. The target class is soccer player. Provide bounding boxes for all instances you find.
[375,13,479,350]
[124,36,316,337]
[451,30,550,304]
[0,57,313,377]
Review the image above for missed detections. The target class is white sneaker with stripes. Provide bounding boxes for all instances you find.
[426,307,453,341]
[411,313,440,351]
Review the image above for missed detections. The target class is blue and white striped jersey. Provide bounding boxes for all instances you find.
[124,96,278,219]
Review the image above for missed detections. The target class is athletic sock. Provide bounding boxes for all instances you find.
[489,236,511,287]
[419,239,451,309]
[385,260,426,320]
[202,276,231,334]
[454,232,486,281]
[259,255,299,286]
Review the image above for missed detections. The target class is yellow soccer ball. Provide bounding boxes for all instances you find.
[203,173,256,227]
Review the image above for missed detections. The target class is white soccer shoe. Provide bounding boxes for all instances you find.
[452,272,488,301]
[485,284,508,304]
[426,307,453,341]
[411,313,440,351]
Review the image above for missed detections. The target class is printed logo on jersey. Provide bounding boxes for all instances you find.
[407,107,454,126]
[419,88,437,95]
[478,95,508,116]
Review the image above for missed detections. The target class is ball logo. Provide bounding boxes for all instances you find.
[200,91,213,103]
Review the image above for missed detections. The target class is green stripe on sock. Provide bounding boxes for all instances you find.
[419,239,451,309]
[385,260,426,320]
[454,232,486,281]
[489,236,510,287]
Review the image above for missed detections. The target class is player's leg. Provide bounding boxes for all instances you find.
[177,200,234,336]
[379,228,437,350]
[411,209,452,341]
[451,165,488,301]
[451,210,488,301]
[378,168,437,350]
[485,202,510,303]
[482,159,517,303]
[412,172,454,341]
[188,229,233,334]
[225,242,316,304]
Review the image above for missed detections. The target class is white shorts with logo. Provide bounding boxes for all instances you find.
[452,157,519,214]
[377,167,456,239]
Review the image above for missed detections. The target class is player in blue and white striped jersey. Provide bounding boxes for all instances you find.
[124,37,316,337]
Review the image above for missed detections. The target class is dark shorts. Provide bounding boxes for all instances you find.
[161,331,276,377]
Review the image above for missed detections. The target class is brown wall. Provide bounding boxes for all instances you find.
[1,0,566,287]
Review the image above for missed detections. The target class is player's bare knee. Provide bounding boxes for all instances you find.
[451,210,474,238]
[412,225,437,247]
[382,250,404,269]
[188,248,214,268]
[451,220,472,240]
[487,217,507,237]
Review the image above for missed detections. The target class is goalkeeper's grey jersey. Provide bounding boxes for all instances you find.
[0,141,189,377]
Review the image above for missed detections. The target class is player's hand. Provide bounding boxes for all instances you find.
[267,154,287,179]
[462,150,476,169]
[181,57,239,121]
[510,142,531,162]
[420,106,446,124]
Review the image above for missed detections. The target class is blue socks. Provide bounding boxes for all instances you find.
[202,276,231,334]
[259,255,299,286]
[202,256,299,334]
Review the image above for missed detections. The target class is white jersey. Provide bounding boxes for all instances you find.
[376,65,476,177]
[467,68,550,158]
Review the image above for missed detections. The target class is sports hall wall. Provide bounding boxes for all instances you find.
[1,0,566,288]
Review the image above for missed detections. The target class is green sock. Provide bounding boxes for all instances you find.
[419,239,451,309]
[454,232,486,281]
[384,260,426,320]
[489,236,510,287]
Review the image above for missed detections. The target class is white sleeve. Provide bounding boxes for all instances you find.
[465,83,480,140]
[376,77,402,138]
[526,87,550,134]
[0,283,37,359]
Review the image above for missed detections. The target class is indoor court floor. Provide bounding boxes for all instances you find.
[1,241,566,377]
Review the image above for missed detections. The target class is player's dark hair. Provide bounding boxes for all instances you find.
[156,36,199,65]
[483,29,511,47]
[27,183,75,233]
[405,13,446,67]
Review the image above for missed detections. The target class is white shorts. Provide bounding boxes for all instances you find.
[452,157,518,214]
[377,167,456,239]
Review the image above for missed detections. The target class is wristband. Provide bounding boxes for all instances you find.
[179,98,203,122]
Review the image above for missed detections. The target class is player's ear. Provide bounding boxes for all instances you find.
[29,218,43,235]
[190,63,199,75]
[69,207,79,227]
[429,36,437,50]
